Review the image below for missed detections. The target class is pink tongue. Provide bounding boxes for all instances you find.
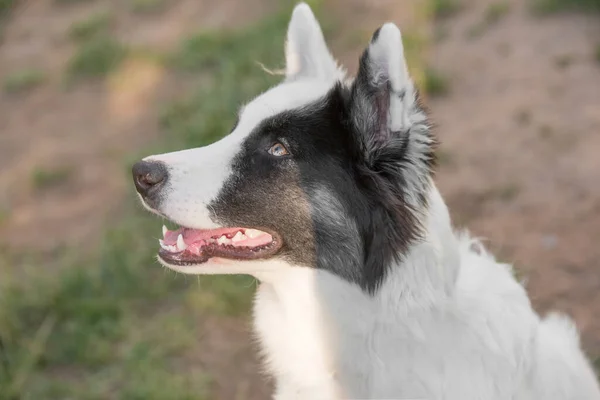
[163,227,272,247]
[163,228,185,245]
[163,227,232,245]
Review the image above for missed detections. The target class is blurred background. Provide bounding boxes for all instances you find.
[0,0,598,398]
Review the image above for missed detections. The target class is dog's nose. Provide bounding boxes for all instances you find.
[132,160,168,198]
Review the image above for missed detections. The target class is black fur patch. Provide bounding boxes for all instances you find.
[371,27,382,43]
[211,82,434,293]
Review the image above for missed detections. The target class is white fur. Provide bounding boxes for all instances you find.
[369,23,411,106]
[254,185,600,399]
[140,4,600,399]
[285,3,343,81]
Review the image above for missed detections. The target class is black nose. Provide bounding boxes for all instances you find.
[132,160,168,198]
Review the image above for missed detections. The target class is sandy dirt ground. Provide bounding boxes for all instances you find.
[1,0,598,398]
[430,0,600,355]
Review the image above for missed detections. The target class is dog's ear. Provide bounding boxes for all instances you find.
[350,23,435,206]
[285,3,339,81]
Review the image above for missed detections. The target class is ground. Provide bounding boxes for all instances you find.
[0,0,598,398]
[430,0,600,354]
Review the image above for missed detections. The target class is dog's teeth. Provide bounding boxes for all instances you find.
[162,225,168,236]
[246,229,260,239]
[217,235,229,245]
[159,239,169,251]
[232,231,244,242]
[177,234,187,251]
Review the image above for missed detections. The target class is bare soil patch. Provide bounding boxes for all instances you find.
[430,0,600,354]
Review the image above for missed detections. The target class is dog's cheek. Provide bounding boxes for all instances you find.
[210,165,317,268]
[303,185,364,283]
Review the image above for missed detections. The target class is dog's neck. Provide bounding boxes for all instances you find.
[253,185,461,396]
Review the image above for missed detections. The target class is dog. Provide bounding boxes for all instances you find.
[132,3,600,399]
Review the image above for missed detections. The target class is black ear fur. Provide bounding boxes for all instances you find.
[348,26,437,293]
[352,47,395,152]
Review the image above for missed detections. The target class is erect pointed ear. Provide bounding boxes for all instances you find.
[285,3,340,81]
[350,23,435,205]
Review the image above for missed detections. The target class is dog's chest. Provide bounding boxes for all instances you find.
[251,269,535,400]
[253,271,378,398]
[251,271,454,398]
[253,279,344,397]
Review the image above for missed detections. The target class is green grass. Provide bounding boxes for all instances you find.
[67,35,126,80]
[532,0,600,14]
[515,109,532,126]
[0,0,16,41]
[163,10,295,148]
[31,166,73,189]
[538,124,553,139]
[0,217,222,398]
[423,67,450,97]
[0,205,9,226]
[0,0,16,24]
[476,184,520,203]
[3,69,45,93]
[465,1,510,39]
[484,1,511,24]
[431,0,462,20]
[0,0,14,12]
[0,0,16,21]
[130,0,167,14]
[68,11,112,41]
[465,23,486,39]
[434,26,450,42]
[54,0,95,4]
[0,6,306,398]
[436,148,456,167]
[496,183,520,202]
[554,54,574,70]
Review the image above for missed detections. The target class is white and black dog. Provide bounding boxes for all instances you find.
[132,3,600,399]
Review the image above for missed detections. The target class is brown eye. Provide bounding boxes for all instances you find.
[268,142,290,157]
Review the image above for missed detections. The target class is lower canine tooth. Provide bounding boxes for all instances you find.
[162,225,168,236]
[177,234,187,250]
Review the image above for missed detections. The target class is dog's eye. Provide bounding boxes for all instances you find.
[268,142,290,157]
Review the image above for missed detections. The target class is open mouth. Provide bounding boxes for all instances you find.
[158,225,282,266]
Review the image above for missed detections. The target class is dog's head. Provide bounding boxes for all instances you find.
[132,3,436,292]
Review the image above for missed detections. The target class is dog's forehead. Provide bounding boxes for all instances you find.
[231,79,336,140]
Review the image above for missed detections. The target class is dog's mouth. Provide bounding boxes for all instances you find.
[158,225,282,266]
